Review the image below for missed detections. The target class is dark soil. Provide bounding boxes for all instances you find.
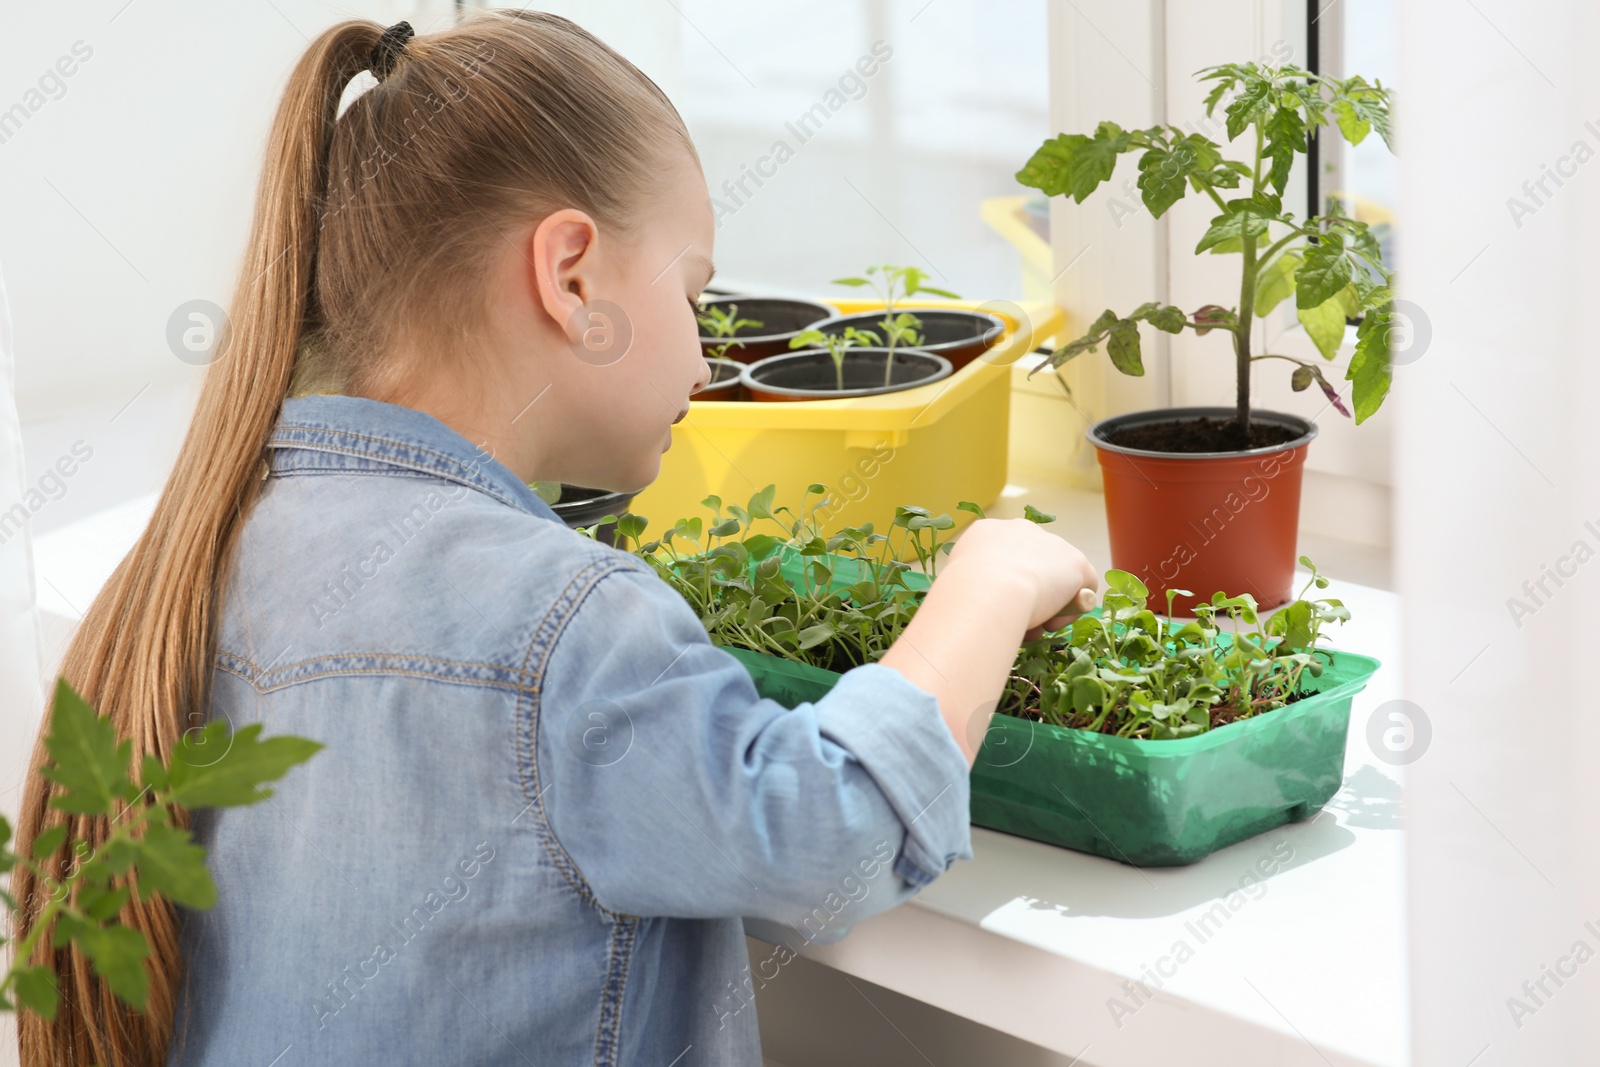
[1104,414,1301,454]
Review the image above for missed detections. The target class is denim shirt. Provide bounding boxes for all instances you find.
[167,393,973,1067]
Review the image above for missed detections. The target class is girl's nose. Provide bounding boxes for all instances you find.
[690,359,713,395]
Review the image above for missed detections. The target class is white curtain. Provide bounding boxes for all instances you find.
[1400,0,1600,1061]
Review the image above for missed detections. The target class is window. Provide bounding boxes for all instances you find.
[672,0,1049,300]
[1308,0,1398,276]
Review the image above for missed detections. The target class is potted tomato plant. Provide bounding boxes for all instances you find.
[593,486,1380,866]
[815,264,1006,372]
[1016,61,1395,612]
[696,295,834,364]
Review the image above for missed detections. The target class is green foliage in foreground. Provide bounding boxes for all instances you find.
[1,680,320,1022]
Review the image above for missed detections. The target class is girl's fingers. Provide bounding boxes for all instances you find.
[1022,589,1100,642]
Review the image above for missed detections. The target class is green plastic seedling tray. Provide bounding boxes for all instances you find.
[712,549,1382,867]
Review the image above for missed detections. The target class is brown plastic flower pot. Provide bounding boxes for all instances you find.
[699,357,747,401]
[740,348,952,403]
[1088,407,1319,615]
[814,308,1006,372]
[697,296,835,364]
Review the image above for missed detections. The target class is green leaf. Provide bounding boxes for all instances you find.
[617,514,648,542]
[796,622,837,650]
[956,501,987,520]
[1136,144,1197,217]
[1195,210,1268,254]
[746,485,777,521]
[97,836,141,876]
[165,722,322,810]
[1015,122,1132,202]
[1262,105,1306,195]
[1340,87,1392,150]
[130,822,216,908]
[139,754,169,793]
[1070,676,1106,716]
[54,914,150,1010]
[12,964,59,1021]
[1105,319,1144,375]
[1297,284,1357,361]
[1224,76,1273,140]
[741,534,783,560]
[1291,365,1314,391]
[1274,599,1317,650]
[31,825,68,862]
[1132,302,1187,334]
[1105,569,1149,602]
[1295,236,1353,309]
[78,883,132,922]
[1346,302,1394,424]
[1254,250,1303,317]
[1022,504,1056,524]
[40,678,134,817]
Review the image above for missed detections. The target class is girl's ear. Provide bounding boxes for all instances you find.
[528,208,600,339]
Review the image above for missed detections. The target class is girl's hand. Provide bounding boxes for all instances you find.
[943,517,1100,640]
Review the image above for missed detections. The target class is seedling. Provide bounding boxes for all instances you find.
[832,264,961,354]
[582,485,1046,671]
[1005,556,1350,738]
[1,679,320,1022]
[788,325,887,390]
[588,490,1352,741]
[697,302,764,362]
[1016,61,1396,432]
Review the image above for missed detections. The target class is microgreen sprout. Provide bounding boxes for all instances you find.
[585,490,1354,741]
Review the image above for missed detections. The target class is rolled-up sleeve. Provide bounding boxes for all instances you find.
[533,557,972,922]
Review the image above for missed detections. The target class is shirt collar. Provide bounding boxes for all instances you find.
[267,392,563,524]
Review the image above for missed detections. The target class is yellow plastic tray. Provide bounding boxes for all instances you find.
[631,298,1064,555]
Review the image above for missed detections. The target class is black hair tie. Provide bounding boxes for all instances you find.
[369,21,414,83]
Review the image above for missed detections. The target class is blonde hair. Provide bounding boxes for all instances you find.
[9,12,695,1065]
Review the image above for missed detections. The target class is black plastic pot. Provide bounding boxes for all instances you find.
[815,308,1006,372]
[549,484,636,546]
[697,296,836,364]
[740,348,953,402]
[699,356,747,401]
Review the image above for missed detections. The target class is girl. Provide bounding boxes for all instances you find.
[11,12,1097,1066]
